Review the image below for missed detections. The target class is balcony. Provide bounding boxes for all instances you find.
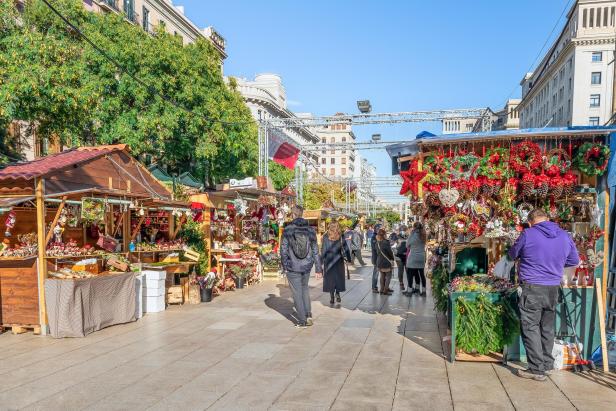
[203,26,227,58]
[98,0,120,12]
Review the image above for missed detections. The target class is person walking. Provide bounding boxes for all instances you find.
[375,228,395,295]
[509,208,579,381]
[365,225,374,251]
[350,226,366,266]
[395,226,408,292]
[405,222,427,296]
[321,221,351,305]
[371,223,382,293]
[280,205,322,328]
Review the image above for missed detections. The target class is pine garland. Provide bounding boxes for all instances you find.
[455,293,519,355]
[430,264,449,313]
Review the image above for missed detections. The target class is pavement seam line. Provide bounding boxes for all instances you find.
[491,363,517,411]
[547,375,579,410]
[435,294,455,411]
[390,283,412,410]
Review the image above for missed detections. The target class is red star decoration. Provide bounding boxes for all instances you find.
[400,160,427,198]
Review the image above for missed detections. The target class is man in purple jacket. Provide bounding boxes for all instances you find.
[508,208,579,381]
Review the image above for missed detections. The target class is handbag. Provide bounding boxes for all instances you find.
[376,241,395,272]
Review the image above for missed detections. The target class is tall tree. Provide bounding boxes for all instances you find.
[0,0,257,183]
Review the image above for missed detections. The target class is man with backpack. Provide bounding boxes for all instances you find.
[280,205,322,328]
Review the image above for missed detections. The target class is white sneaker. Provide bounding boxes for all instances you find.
[306,317,314,326]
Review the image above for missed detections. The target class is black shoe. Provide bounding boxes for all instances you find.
[330,296,335,305]
[372,288,379,293]
[420,291,426,297]
[412,288,420,294]
[336,292,341,303]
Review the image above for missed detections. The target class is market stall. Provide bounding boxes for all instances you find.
[0,145,193,335]
[388,126,615,363]
[190,177,294,291]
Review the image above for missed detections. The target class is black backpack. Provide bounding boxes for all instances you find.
[396,239,407,257]
[290,231,310,259]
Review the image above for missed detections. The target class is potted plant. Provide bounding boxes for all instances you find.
[229,264,251,289]
[196,272,217,302]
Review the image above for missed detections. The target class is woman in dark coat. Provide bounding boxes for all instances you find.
[321,221,350,305]
[375,228,395,295]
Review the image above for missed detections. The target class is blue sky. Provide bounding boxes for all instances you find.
[179,0,573,202]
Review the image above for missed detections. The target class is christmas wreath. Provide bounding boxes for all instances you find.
[574,142,610,176]
[423,154,452,184]
[510,141,542,175]
[449,213,470,234]
[450,153,480,180]
[478,148,511,180]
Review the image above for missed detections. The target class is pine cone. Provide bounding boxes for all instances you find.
[550,185,563,199]
[563,184,574,197]
[521,180,534,198]
[536,182,549,198]
[481,184,493,197]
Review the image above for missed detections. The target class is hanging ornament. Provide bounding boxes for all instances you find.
[438,187,460,208]
[399,160,428,198]
[4,210,16,237]
[510,141,542,176]
[139,207,145,217]
[574,142,610,176]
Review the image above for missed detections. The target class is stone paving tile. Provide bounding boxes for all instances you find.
[230,342,284,360]
[274,370,348,407]
[1,258,614,410]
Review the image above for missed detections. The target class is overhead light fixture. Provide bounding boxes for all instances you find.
[371,134,381,142]
[357,100,372,114]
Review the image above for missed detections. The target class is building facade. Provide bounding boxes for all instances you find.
[85,1,226,63]
[315,114,357,179]
[493,99,521,130]
[519,0,616,128]
[233,74,320,166]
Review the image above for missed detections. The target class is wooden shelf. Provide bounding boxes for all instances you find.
[0,256,38,261]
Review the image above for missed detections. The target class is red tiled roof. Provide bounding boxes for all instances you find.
[0,145,127,181]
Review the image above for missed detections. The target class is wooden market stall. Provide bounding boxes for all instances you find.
[0,145,192,335]
[387,126,616,363]
[190,177,295,289]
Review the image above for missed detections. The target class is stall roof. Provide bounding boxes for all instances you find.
[386,126,616,156]
[0,144,180,202]
[0,145,125,181]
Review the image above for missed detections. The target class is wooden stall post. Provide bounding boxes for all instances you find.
[595,279,610,373]
[122,210,130,252]
[44,196,67,245]
[168,211,175,241]
[35,178,48,334]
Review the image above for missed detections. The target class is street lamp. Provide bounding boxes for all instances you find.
[357,100,372,114]
[371,133,381,142]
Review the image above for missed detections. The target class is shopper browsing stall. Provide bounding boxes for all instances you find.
[321,221,351,305]
[405,222,427,296]
[375,228,395,295]
[508,208,580,381]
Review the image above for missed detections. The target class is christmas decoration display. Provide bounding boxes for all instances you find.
[574,142,610,176]
[399,160,427,198]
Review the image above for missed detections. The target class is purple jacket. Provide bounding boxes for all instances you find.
[508,221,580,286]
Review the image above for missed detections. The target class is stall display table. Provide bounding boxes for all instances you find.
[45,272,137,338]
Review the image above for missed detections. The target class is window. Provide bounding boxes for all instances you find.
[589,117,600,126]
[591,72,602,85]
[341,168,346,176]
[331,158,335,165]
[342,137,346,142]
[342,158,346,165]
[124,0,135,22]
[590,94,601,107]
[321,168,326,175]
[330,168,335,176]
[321,158,326,164]
[592,52,602,62]
[142,6,149,31]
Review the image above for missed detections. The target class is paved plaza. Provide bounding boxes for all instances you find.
[0,261,615,410]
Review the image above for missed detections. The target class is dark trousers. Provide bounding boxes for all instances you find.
[351,250,365,265]
[519,284,559,375]
[372,265,379,290]
[286,271,312,324]
[395,257,406,287]
[379,270,392,292]
[406,267,426,290]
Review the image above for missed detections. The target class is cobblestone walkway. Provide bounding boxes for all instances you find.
[1,260,615,410]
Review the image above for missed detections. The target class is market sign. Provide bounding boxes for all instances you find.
[230,177,255,189]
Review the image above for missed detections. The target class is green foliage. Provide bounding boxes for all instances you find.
[269,161,294,191]
[178,220,208,274]
[430,264,449,313]
[303,181,356,210]
[0,0,257,182]
[374,210,401,225]
[454,294,519,355]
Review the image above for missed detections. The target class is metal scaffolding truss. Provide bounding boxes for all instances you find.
[261,108,492,128]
